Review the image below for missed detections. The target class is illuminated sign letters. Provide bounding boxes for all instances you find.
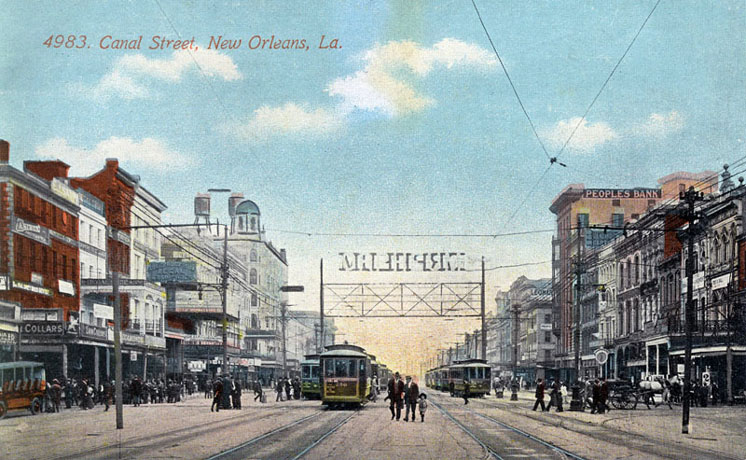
[338,252,466,272]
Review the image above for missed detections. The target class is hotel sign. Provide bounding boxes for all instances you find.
[338,252,467,272]
[583,189,662,199]
[12,217,50,246]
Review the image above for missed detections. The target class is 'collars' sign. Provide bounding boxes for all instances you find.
[583,188,662,199]
[339,252,466,272]
[23,321,65,335]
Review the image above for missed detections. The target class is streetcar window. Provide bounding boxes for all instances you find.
[359,360,366,375]
[312,365,320,379]
[335,359,349,377]
[302,365,311,379]
[348,359,358,377]
[325,360,335,377]
[485,368,491,379]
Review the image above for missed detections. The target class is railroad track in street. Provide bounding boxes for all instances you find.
[50,406,323,460]
[469,395,743,460]
[207,408,357,460]
[431,396,586,460]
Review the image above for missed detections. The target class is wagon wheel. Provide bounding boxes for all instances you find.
[610,393,623,409]
[628,392,638,410]
[30,397,42,415]
[0,401,7,420]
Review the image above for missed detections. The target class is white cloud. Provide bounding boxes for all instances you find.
[636,110,684,138]
[542,117,618,153]
[34,137,195,175]
[327,38,496,117]
[221,103,343,141]
[85,48,241,102]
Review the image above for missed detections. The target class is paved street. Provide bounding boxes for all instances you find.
[1,390,744,460]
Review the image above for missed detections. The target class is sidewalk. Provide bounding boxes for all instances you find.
[477,391,746,459]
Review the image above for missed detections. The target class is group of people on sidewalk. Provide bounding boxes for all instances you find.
[386,372,428,422]
[532,377,609,414]
[273,377,302,402]
[207,376,243,412]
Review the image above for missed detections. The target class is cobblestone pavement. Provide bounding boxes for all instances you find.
[1,391,743,460]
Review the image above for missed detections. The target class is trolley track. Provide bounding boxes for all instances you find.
[208,408,357,460]
[432,396,585,460]
[468,394,743,460]
[50,405,323,460]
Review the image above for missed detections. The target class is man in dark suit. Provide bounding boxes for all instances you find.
[404,376,419,422]
[533,378,546,411]
[387,372,405,421]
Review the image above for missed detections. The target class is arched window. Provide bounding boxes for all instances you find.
[250,249,257,262]
[634,255,640,285]
[251,313,258,329]
[250,268,257,285]
[713,234,721,265]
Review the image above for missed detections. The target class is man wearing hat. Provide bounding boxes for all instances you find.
[403,376,419,422]
[387,372,405,421]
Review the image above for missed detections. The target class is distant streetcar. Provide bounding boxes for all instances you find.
[320,343,372,408]
[425,359,491,397]
[300,354,321,399]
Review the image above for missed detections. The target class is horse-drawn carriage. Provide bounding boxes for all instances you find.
[605,377,667,410]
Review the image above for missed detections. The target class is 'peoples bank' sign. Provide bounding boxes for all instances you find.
[583,188,662,199]
[339,252,466,272]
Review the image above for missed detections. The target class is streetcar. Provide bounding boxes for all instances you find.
[320,343,372,407]
[300,354,321,400]
[0,361,46,419]
[448,359,491,397]
[377,364,391,391]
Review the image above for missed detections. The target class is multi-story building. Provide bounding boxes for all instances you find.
[550,172,717,381]
[507,276,553,384]
[0,144,81,380]
[491,290,512,377]
[71,159,168,380]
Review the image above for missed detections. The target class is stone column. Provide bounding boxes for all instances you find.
[142,352,148,380]
[61,344,68,379]
[94,346,100,387]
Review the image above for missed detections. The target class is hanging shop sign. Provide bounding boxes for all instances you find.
[93,303,113,320]
[711,273,731,291]
[11,217,50,246]
[338,252,467,272]
[539,323,553,331]
[58,279,75,296]
[0,330,17,345]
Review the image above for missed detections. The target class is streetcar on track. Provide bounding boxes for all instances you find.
[320,343,371,408]
[0,361,46,419]
[448,359,491,397]
[300,354,321,400]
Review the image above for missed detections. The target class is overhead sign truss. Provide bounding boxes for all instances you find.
[323,282,482,318]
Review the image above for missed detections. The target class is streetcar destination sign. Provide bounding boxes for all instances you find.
[338,252,466,272]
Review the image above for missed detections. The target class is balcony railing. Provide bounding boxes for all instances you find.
[129,319,163,336]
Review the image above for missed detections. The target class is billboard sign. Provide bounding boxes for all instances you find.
[338,252,467,272]
[147,261,197,283]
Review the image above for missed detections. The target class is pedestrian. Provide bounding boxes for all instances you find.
[560,381,569,406]
[276,378,284,402]
[254,380,263,402]
[102,380,112,411]
[51,379,62,413]
[546,380,563,412]
[532,378,546,411]
[204,379,212,399]
[418,393,428,422]
[404,376,419,422]
[387,372,405,421]
[284,378,292,401]
[711,381,719,406]
[463,379,470,405]
[293,378,301,400]
[590,379,600,414]
[130,377,142,407]
[211,378,223,412]
[599,377,609,414]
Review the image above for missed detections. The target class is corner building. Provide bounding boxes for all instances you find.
[549,172,715,381]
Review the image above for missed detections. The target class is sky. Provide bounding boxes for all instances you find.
[2,0,744,376]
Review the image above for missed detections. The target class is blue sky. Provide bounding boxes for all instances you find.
[2,1,744,372]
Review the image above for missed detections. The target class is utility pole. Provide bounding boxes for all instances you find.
[113,258,123,429]
[319,259,324,353]
[281,302,287,378]
[681,186,704,434]
[221,227,229,377]
[481,257,486,360]
[511,302,520,401]
[570,224,585,411]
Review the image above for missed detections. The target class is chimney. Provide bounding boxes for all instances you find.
[0,139,9,163]
[24,160,70,181]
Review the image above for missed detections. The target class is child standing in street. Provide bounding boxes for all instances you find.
[418,393,428,422]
